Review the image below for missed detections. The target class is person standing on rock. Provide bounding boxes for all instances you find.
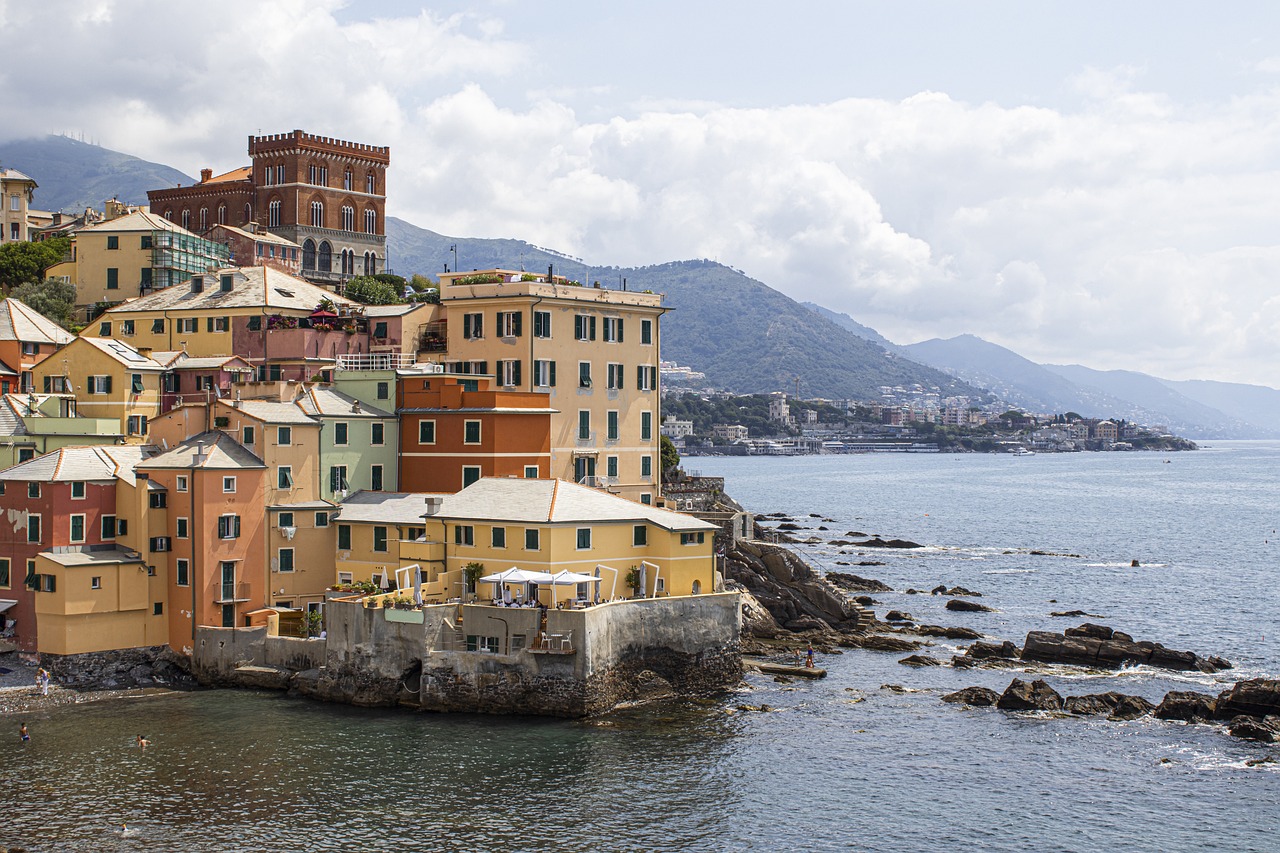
[805,644,815,668]
[20,722,30,743]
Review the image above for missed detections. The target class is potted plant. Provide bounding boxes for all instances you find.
[462,562,485,596]
[625,566,642,597]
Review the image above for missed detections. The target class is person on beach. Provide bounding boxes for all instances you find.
[20,723,30,742]
[38,668,49,696]
[137,735,151,748]
[805,644,815,668]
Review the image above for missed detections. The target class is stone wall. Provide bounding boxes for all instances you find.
[41,645,194,689]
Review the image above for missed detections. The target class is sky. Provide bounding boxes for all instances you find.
[3,1,1280,387]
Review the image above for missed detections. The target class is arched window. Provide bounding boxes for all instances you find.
[181,210,190,230]
[343,169,352,191]
[341,205,354,231]
[318,241,332,273]
[199,208,208,230]
[302,239,316,270]
[366,172,376,194]
[163,209,173,221]
[244,203,252,223]
[364,208,376,234]
[310,200,324,227]
[363,251,376,275]
[340,249,354,275]
[692,580,702,595]
[268,200,282,228]
[217,204,226,225]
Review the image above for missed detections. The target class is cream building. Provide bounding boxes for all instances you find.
[0,167,38,243]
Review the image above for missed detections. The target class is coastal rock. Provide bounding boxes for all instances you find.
[856,537,923,549]
[845,531,867,538]
[1216,679,1280,719]
[898,654,941,667]
[1153,691,1218,723]
[941,686,1001,706]
[852,634,923,653]
[1064,692,1154,720]
[1049,610,1105,618]
[726,538,867,635]
[785,616,829,632]
[915,625,983,641]
[932,585,981,597]
[885,610,914,622]
[1064,623,1114,640]
[735,588,784,639]
[997,678,1064,712]
[825,572,892,593]
[1227,715,1280,743]
[1020,628,1229,673]
[964,641,1021,661]
[1110,695,1156,721]
[854,596,877,606]
[945,599,993,613]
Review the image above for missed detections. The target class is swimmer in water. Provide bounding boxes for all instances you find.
[136,734,150,748]
[20,723,30,742]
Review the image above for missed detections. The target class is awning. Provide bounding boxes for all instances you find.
[0,599,17,614]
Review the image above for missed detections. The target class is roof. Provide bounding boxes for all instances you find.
[398,407,557,414]
[226,400,318,425]
[78,208,201,236]
[363,304,430,317]
[0,299,75,346]
[336,491,449,525]
[77,337,167,370]
[170,355,253,371]
[204,166,252,184]
[139,431,265,470]
[268,499,336,511]
[0,445,152,483]
[101,266,359,315]
[296,387,394,419]
[442,478,717,531]
[0,396,27,437]
[39,547,144,568]
[210,223,300,248]
[0,168,35,184]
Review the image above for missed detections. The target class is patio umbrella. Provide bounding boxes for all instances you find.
[479,567,554,601]
[546,570,602,607]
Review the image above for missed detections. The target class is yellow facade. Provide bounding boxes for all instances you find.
[266,504,338,610]
[33,551,169,655]
[30,337,165,441]
[438,271,665,504]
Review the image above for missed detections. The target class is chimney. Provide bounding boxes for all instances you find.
[350,400,362,413]
[424,495,443,516]
[200,168,212,183]
[192,442,207,467]
[137,346,152,358]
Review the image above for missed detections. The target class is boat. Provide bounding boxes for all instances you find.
[1012,447,1035,456]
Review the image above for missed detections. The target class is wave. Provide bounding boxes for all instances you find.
[982,568,1037,575]
[1084,562,1169,569]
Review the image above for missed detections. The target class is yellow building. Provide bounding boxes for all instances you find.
[43,209,231,319]
[437,270,665,504]
[31,337,167,440]
[333,491,440,591]
[0,167,38,243]
[33,547,170,655]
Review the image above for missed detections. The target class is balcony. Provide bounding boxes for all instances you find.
[215,582,252,604]
[336,352,417,371]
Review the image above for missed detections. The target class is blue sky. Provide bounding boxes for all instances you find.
[4,1,1280,386]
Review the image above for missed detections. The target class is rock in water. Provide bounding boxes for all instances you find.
[946,599,994,613]
[826,572,892,593]
[1215,679,1280,719]
[1227,715,1280,743]
[996,678,1064,711]
[898,654,941,667]
[942,687,1001,706]
[1153,691,1218,723]
[1111,694,1156,721]
[915,625,983,640]
[853,634,923,653]
[1021,628,1230,673]
[1063,692,1155,720]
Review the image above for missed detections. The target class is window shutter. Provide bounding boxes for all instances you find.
[207,317,214,333]
[234,516,241,538]
[513,360,521,386]
[617,319,624,342]
[104,375,113,394]
[512,312,522,337]
[637,365,644,389]
[42,376,50,393]
[549,361,556,387]
[217,516,226,538]
[86,375,93,394]
[463,314,472,339]
[478,361,487,376]
[589,316,597,340]
[574,315,582,339]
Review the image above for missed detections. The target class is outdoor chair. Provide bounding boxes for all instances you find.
[559,630,573,651]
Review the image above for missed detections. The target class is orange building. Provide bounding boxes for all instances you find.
[397,374,554,493]
[0,298,75,393]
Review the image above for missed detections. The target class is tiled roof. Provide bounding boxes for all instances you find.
[0,168,35,183]
[78,337,167,370]
[229,400,319,425]
[336,491,449,525]
[295,386,393,419]
[204,166,252,184]
[210,223,299,248]
[78,209,200,235]
[139,431,265,470]
[170,355,253,371]
[363,304,431,317]
[441,478,717,531]
[0,445,152,482]
[0,299,75,346]
[101,266,359,314]
[0,396,27,437]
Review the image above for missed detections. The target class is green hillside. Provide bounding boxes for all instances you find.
[0,135,193,213]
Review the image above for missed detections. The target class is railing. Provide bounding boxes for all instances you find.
[216,582,252,603]
[335,352,417,371]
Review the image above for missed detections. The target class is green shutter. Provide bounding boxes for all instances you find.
[617,319,623,342]
[589,316,597,340]
[549,361,556,387]
[512,312,522,337]
[512,360,521,386]
[103,375,112,394]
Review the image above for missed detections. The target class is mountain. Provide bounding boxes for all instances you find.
[1158,378,1280,433]
[802,302,900,351]
[0,135,194,213]
[387,219,981,400]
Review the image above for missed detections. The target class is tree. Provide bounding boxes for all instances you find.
[341,276,403,305]
[409,273,435,291]
[660,434,680,476]
[0,237,71,291]
[8,279,76,329]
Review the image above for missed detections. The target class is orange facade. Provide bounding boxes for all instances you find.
[397,375,553,493]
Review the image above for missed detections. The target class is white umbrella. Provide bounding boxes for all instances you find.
[479,567,554,603]
[547,570,602,607]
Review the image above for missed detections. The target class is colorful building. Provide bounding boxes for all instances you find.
[31,337,167,440]
[207,223,301,275]
[0,393,122,470]
[0,298,76,393]
[0,167,38,243]
[295,385,398,498]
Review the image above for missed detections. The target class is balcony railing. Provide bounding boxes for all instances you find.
[336,353,417,371]
[215,582,252,604]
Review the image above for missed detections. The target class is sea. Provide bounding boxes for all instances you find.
[3,442,1278,852]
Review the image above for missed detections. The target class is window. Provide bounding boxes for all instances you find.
[154,602,164,616]
[223,476,236,493]
[607,411,619,442]
[533,359,556,387]
[127,415,148,436]
[151,318,164,334]
[71,481,86,499]
[524,528,540,551]
[8,194,18,211]
[376,381,389,400]
[498,359,521,387]
[364,208,377,233]
[98,320,112,336]
[637,365,657,391]
[277,426,291,445]
[268,199,281,228]
[607,363,624,390]
[371,465,383,491]
[366,173,376,193]
[603,317,624,342]
[178,318,197,333]
[278,548,295,572]
[315,511,330,528]
[576,528,592,550]
[277,466,293,489]
[181,210,190,230]
[149,491,167,509]
[70,514,85,543]
[578,362,592,388]
[141,268,152,289]
[533,310,551,338]
[42,574,56,593]
[641,411,653,441]
[681,531,707,545]
[101,515,116,539]
[641,456,653,477]
[418,420,435,444]
[463,420,481,444]
[343,169,352,191]
[107,235,119,249]
[341,205,354,231]
[27,514,40,543]
[177,518,188,539]
[199,208,208,231]
[371,423,384,446]
[91,576,102,590]
[607,456,618,478]
[176,559,189,586]
[334,422,349,445]
[121,320,134,336]
[492,526,506,548]
[104,266,121,291]
[239,425,255,446]
[0,558,10,588]
[309,164,328,186]
[454,525,475,546]
[337,524,351,550]
[131,374,144,394]
[524,465,538,478]
[641,319,653,345]
[633,525,647,546]
[218,514,241,540]
[578,410,591,440]
[26,482,40,498]
[462,312,483,340]
[217,204,226,225]
[329,466,348,493]
[574,314,596,341]
[176,475,188,492]
[310,200,324,227]
[206,317,229,333]
[497,311,522,338]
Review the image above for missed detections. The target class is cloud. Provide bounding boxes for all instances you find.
[4,3,1280,386]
